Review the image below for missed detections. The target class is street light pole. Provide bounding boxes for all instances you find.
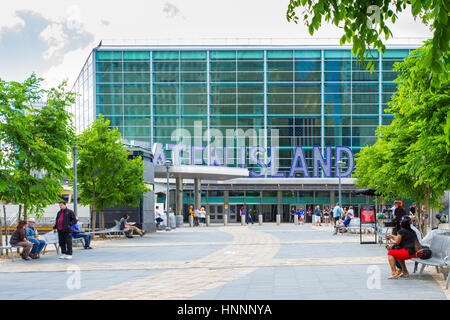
[164,160,172,231]
[73,140,78,217]
[337,160,344,216]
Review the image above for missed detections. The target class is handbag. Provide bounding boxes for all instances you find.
[414,239,432,260]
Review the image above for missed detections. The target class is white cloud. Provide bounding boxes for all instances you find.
[0,9,26,40]
[39,23,68,60]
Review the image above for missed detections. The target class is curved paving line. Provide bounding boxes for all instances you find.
[59,226,282,300]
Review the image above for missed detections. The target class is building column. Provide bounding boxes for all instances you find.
[224,190,230,221]
[194,178,201,210]
[277,190,283,221]
[176,177,183,215]
[330,190,335,206]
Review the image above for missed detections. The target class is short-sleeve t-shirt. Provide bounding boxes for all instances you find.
[119,218,127,230]
[314,209,321,216]
[398,228,417,255]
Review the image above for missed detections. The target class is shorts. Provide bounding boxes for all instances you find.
[314,215,321,223]
[387,248,420,260]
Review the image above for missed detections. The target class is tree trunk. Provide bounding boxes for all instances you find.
[91,182,96,233]
[0,207,3,256]
[424,184,429,236]
[18,204,22,221]
[3,205,7,246]
[23,206,28,223]
[99,210,105,238]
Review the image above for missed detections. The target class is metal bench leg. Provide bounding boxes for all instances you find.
[439,266,448,280]
[419,264,426,278]
[446,272,449,290]
[435,266,440,273]
[10,248,14,262]
[413,262,418,273]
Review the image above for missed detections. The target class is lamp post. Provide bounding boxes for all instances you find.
[73,140,78,217]
[164,160,172,231]
[337,160,344,216]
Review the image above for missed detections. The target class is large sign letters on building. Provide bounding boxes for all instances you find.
[152,143,355,178]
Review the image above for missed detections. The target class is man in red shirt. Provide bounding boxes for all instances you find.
[53,201,77,260]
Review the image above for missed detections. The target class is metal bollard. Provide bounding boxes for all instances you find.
[294,215,298,225]
[206,215,210,227]
[276,214,281,226]
[188,215,194,227]
[258,214,263,226]
[241,215,245,226]
[224,214,228,226]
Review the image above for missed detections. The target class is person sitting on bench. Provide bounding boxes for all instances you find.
[10,221,34,261]
[72,224,93,249]
[26,218,46,259]
[335,211,353,233]
[119,214,146,238]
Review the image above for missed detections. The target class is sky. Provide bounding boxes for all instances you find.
[0,0,432,89]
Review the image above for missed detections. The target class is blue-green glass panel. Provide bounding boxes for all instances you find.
[295,50,321,59]
[324,50,351,59]
[382,50,409,58]
[96,62,122,72]
[246,197,261,203]
[153,51,179,60]
[210,51,236,59]
[96,51,122,60]
[267,50,293,59]
[262,198,278,204]
[123,51,150,60]
[315,198,331,204]
[282,198,297,204]
[298,198,314,203]
[237,51,264,59]
[352,50,379,58]
[229,197,245,203]
[208,197,224,203]
[180,51,206,60]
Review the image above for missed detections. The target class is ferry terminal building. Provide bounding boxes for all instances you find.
[71,40,419,223]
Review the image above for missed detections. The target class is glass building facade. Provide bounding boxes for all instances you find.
[71,45,415,221]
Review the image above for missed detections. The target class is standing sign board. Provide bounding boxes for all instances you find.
[360,204,377,244]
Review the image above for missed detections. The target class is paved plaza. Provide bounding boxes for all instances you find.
[0,224,448,300]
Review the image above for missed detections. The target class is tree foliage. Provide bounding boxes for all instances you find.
[77,115,149,230]
[353,42,450,212]
[286,0,449,88]
[0,74,75,218]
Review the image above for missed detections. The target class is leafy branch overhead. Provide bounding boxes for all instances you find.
[286,0,449,87]
[0,74,75,218]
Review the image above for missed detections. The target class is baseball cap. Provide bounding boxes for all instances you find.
[28,218,35,222]
[400,215,410,223]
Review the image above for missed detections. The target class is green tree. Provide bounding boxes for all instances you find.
[0,74,75,221]
[353,42,450,234]
[286,0,449,87]
[77,116,149,232]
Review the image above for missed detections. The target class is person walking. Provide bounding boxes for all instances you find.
[393,200,406,235]
[240,206,246,223]
[155,206,163,230]
[246,208,254,224]
[323,207,330,226]
[332,203,342,235]
[299,207,305,225]
[314,205,322,227]
[290,207,295,223]
[26,218,46,259]
[194,208,200,226]
[10,221,33,261]
[53,201,77,260]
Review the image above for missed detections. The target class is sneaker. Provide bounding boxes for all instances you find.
[84,246,93,249]
[30,254,39,259]
[64,255,72,260]
[58,254,67,259]
[22,255,31,261]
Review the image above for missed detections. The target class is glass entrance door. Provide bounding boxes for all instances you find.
[230,204,243,222]
[208,204,224,223]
